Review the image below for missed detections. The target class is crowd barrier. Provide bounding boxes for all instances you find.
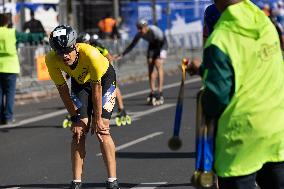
[16,32,203,94]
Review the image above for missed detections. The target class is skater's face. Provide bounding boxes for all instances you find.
[56,45,77,66]
[137,25,148,34]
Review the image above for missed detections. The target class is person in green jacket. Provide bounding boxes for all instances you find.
[188,0,284,188]
[0,13,44,125]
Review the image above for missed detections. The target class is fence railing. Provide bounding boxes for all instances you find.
[16,32,203,94]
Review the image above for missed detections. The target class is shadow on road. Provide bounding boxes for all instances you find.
[116,152,195,159]
[0,182,193,188]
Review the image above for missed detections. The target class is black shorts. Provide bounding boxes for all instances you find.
[71,65,116,120]
[147,41,164,59]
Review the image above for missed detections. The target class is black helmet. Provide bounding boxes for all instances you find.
[136,19,148,28]
[77,32,91,43]
[49,25,77,53]
[90,34,99,43]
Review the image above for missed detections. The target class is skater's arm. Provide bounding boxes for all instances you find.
[90,82,108,141]
[201,45,234,118]
[56,83,77,117]
[121,34,141,56]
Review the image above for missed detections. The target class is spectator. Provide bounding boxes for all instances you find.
[98,13,120,39]
[188,0,284,188]
[272,1,284,28]
[0,13,44,125]
[23,10,45,35]
[262,4,271,17]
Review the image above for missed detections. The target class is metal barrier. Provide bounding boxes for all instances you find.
[16,32,203,94]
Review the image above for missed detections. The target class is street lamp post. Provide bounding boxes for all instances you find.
[2,0,5,13]
[152,0,157,25]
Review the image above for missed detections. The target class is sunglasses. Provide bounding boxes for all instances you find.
[56,46,75,56]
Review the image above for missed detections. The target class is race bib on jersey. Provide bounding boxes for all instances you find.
[102,84,116,112]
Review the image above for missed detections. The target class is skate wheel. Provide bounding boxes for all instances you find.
[126,115,132,125]
[115,117,122,127]
[152,98,157,106]
[146,97,151,103]
[121,116,127,125]
[62,119,70,128]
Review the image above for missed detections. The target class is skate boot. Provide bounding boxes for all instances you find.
[155,92,164,106]
[147,92,154,105]
[106,180,120,189]
[62,115,72,128]
[147,92,157,106]
[116,109,132,126]
[69,181,82,189]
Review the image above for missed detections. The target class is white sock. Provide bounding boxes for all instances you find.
[108,178,117,182]
[73,179,81,183]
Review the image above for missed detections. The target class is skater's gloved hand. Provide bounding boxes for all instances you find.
[187,58,201,75]
[71,121,85,144]
[160,50,167,59]
[91,118,110,142]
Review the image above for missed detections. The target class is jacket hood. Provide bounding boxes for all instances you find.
[215,0,271,40]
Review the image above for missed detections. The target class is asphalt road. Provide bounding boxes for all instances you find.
[0,73,202,189]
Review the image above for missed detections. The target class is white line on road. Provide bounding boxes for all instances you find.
[0,109,67,129]
[5,187,20,189]
[123,77,200,99]
[110,103,175,124]
[130,182,168,189]
[96,132,164,156]
[0,77,199,129]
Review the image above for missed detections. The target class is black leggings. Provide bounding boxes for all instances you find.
[218,161,284,189]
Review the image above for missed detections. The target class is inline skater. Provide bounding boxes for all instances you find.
[114,19,168,106]
[46,25,120,189]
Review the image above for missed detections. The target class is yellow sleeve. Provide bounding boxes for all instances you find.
[45,52,66,86]
[86,47,109,83]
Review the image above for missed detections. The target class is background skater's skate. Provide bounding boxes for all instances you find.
[115,109,132,126]
[146,92,157,106]
[62,114,72,128]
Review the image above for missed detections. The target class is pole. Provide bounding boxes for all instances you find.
[113,0,119,19]
[152,0,157,25]
[2,0,5,13]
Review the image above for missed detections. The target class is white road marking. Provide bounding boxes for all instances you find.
[0,78,200,129]
[110,103,175,124]
[130,182,168,189]
[123,77,200,99]
[96,132,164,156]
[5,187,21,189]
[0,109,67,129]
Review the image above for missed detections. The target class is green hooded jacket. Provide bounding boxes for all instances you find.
[201,0,284,177]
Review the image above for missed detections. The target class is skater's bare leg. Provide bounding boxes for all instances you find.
[148,58,156,93]
[154,58,164,93]
[116,87,124,110]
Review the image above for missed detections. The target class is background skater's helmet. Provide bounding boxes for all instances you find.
[90,34,99,43]
[136,19,148,28]
[49,25,77,53]
[77,32,91,43]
